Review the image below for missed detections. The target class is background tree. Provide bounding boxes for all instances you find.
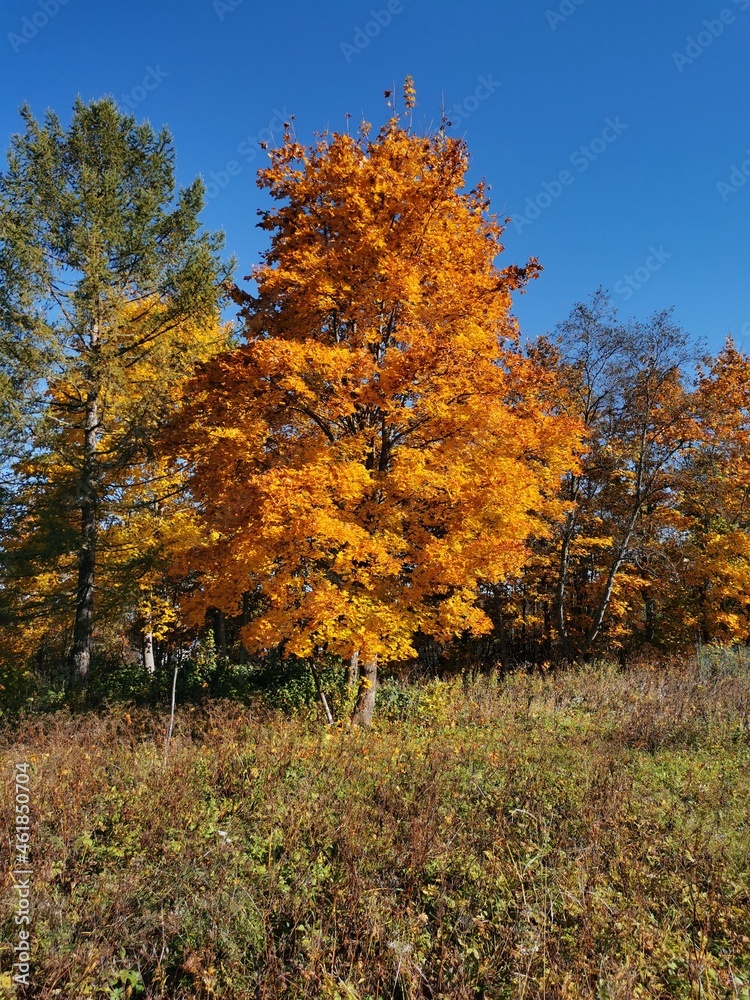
[515,293,698,662]
[674,341,750,644]
[0,301,229,681]
[167,83,579,724]
[0,98,229,692]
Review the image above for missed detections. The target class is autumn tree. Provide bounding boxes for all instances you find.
[0,299,230,683]
[674,341,750,644]
[168,83,578,724]
[526,293,698,661]
[0,98,229,691]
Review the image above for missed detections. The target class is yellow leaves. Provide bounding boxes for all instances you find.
[163,95,579,664]
[4,296,231,657]
[571,535,615,552]
[403,75,417,111]
[137,593,179,641]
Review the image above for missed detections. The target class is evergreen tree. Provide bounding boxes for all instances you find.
[0,98,229,692]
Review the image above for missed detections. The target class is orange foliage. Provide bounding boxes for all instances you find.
[169,86,579,666]
[681,340,750,642]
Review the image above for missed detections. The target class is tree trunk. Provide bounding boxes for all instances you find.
[69,390,99,694]
[143,629,156,674]
[351,655,377,727]
[644,591,656,644]
[490,587,509,671]
[311,662,334,725]
[347,650,360,686]
[698,580,710,646]
[553,520,575,661]
[579,509,641,661]
[238,591,252,665]
[214,608,227,659]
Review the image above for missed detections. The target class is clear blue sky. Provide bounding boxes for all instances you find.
[2,0,749,353]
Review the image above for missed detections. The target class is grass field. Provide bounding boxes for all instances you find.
[1,656,749,998]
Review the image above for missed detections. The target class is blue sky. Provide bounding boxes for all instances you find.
[1,0,749,353]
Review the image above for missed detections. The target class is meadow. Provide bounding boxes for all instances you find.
[1,653,749,999]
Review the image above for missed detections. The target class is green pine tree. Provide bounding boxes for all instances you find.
[0,98,230,694]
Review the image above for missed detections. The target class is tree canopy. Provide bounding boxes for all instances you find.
[1,87,750,720]
[167,86,579,722]
[0,98,229,691]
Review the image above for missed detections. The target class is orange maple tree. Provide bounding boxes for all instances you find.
[169,82,579,723]
[676,340,750,643]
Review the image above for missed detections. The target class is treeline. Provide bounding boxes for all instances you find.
[0,89,748,719]
[473,296,750,669]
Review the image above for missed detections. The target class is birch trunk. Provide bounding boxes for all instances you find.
[351,655,377,727]
[347,650,360,686]
[143,629,156,674]
[311,662,334,725]
[579,508,641,661]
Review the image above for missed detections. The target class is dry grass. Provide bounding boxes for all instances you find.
[1,657,749,998]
